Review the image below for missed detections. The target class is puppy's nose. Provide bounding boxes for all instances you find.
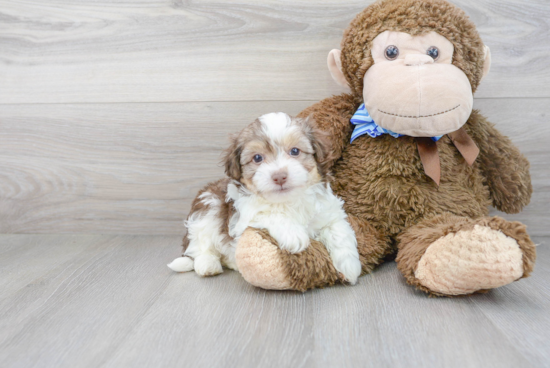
[404,54,434,66]
[272,170,288,186]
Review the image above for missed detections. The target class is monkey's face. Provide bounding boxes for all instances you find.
[328,31,491,137]
[363,31,472,137]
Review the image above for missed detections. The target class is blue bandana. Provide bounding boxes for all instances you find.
[350,103,443,143]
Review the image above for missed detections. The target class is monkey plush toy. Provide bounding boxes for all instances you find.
[234,0,536,296]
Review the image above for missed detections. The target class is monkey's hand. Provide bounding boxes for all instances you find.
[235,227,345,292]
[467,111,532,214]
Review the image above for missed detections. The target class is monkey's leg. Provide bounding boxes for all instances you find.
[396,213,536,297]
[235,215,390,292]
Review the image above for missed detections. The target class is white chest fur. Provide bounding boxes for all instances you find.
[226,181,342,241]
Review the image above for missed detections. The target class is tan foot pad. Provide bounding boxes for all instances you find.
[415,225,524,295]
[235,229,292,290]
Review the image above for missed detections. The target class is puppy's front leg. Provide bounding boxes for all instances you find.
[318,219,361,285]
[262,217,310,254]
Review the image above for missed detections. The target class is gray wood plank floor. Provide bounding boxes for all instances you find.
[0,235,548,368]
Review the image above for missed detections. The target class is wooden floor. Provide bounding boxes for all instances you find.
[0,234,548,368]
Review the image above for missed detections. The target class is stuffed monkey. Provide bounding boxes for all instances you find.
[234,0,536,296]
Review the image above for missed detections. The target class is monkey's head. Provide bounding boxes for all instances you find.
[328,0,491,137]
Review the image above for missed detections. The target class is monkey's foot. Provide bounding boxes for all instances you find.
[397,214,536,296]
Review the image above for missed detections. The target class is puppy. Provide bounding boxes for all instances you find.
[168,112,362,284]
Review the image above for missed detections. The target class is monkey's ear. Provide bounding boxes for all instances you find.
[327,49,349,88]
[481,45,491,81]
[222,134,242,181]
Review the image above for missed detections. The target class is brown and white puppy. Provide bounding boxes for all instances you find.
[168,113,361,284]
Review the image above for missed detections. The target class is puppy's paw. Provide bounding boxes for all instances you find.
[167,256,194,272]
[275,230,310,254]
[333,254,362,285]
[194,254,223,276]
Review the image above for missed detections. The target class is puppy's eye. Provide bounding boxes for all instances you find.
[427,46,439,60]
[289,148,300,156]
[385,45,399,60]
[253,154,263,163]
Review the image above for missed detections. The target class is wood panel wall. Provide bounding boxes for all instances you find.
[1,0,549,235]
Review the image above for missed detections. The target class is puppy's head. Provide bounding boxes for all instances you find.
[223,112,332,202]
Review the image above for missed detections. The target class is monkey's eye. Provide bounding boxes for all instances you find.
[289,148,300,156]
[427,46,440,60]
[384,45,399,60]
[253,154,263,163]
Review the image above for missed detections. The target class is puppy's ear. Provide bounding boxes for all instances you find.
[304,116,334,177]
[222,133,242,181]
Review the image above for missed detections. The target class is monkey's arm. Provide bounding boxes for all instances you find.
[297,93,359,169]
[467,110,532,214]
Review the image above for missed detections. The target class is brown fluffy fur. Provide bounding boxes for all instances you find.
[395,214,536,297]
[235,0,536,296]
[256,229,346,292]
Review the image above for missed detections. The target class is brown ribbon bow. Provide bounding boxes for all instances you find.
[416,127,480,186]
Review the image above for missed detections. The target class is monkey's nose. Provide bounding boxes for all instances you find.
[404,54,434,66]
[272,170,288,186]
